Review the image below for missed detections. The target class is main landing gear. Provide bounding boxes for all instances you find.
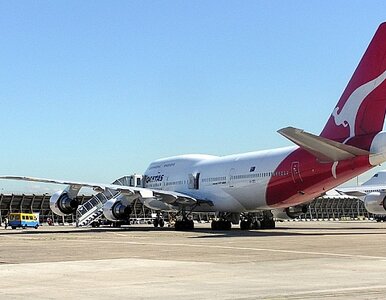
[210,213,239,230]
[173,207,195,231]
[211,219,232,230]
[153,212,165,228]
[175,218,194,230]
[240,212,276,230]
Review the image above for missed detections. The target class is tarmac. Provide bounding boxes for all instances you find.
[2,221,386,299]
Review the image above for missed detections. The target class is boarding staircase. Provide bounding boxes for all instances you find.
[76,191,115,227]
[76,174,143,227]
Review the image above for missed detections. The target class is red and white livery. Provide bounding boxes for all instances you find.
[2,23,386,230]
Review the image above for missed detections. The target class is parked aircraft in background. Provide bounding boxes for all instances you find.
[2,23,386,230]
[337,170,386,215]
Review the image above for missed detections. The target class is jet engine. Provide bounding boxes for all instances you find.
[272,205,308,220]
[364,191,386,214]
[103,198,132,222]
[50,190,79,216]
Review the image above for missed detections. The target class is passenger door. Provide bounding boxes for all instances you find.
[188,173,200,190]
[291,161,303,184]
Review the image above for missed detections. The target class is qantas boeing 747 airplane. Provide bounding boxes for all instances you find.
[2,23,386,230]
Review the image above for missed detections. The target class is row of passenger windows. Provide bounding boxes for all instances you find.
[148,181,186,188]
[147,170,290,188]
[364,189,382,193]
[166,180,184,186]
[147,182,162,188]
[230,170,289,180]
[202,176,227,183]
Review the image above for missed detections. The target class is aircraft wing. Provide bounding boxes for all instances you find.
[335,188,367,197]
[278,127,370,163]
[336,185,386,198]
[0,175,200,206]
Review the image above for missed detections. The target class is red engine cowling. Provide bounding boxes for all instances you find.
[364,192,386,214]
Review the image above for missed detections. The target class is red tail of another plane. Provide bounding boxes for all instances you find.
[320,23,386,150]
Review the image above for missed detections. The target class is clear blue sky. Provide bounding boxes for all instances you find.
[0,1,385,192]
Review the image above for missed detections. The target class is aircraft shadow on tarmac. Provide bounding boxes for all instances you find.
[188,227,386,238]
[1,224,386,238]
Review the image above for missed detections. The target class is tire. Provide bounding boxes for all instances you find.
[175,219,194,231]
[267,219,276,229]
[261,219,275,229]
[260,219,267,229]
[224,221,232,230]
[188,220,194,230]
[252,220,261,230]
[240,220,250,230]
[153,219,159,228]
[34,225,39,229]
[175,220,182,231]
[159,219,165,228]
[211,220,218,230]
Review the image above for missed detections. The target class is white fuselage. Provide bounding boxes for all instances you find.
[143,131,386,213]
[143,147,296,212]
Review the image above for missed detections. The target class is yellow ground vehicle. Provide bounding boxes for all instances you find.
[8,213,39,229]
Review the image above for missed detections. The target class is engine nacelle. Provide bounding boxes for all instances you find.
[272,205,308,220]
[50,190,79,216]
[103,198,132,221]
[364,192,386,214]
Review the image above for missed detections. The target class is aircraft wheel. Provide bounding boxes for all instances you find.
[153,218,159,228]
[159,219,165,228]
[188,220,194,230]
[267,219,275,229]
[240,220,250,230]
[261,219,275,229]
[175,219,194,231]
[252,220,261,229]
[211,220,217,230]
[223,221,232,230]
[175,220,182,230]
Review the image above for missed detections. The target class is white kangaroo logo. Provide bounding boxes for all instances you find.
[331,70,386,178]
[332,70,386,144]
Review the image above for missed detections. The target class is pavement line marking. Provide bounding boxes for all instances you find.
[108,241,386,260]
[281,284,386,297]
[111,233,128,237]
[70,238,386,260]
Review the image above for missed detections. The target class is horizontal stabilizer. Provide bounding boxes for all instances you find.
[278,127,369,163]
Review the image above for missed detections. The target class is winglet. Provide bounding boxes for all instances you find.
[278,127,369,163]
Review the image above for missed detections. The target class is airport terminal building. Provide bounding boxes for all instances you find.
[0,192,373,226]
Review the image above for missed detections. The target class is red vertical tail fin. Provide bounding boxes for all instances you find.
[320,23,386,150]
